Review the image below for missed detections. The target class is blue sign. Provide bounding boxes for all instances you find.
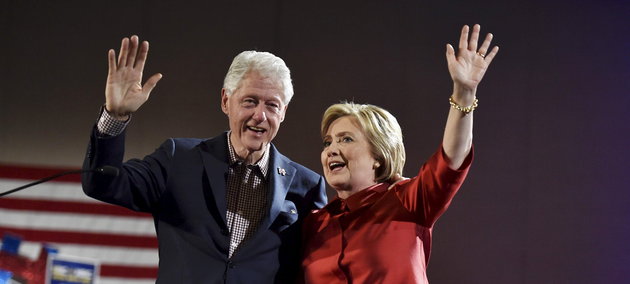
[46,255,99,284]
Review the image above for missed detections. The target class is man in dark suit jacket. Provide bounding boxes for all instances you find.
[82,35,327,283]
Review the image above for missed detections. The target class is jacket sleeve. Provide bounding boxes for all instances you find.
[394,144,474,227]
[81,126,173,213]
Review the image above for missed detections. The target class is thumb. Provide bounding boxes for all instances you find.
[143,73,163,96]
[445,44,456,63]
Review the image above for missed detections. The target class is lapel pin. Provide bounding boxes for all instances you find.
[277,167,286,176]
[290,209,297,214]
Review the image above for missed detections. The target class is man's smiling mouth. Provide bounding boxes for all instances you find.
[247,126,266,133]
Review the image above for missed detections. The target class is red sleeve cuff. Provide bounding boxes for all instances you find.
[433,144,474,185]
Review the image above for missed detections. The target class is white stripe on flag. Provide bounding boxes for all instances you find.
[0,208,155,236]
[15,241,158,266]
[0,178,97,202]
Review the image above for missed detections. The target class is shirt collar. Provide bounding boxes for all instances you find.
[227,131,270,178]
[329,182,389,213]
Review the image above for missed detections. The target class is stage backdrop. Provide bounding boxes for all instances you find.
[1,0,629,283]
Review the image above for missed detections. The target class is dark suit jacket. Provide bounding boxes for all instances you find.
[82,129,327,284]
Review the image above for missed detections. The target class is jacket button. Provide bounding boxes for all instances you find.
[227,261,236,269]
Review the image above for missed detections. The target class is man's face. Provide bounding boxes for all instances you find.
[221,71,287,159]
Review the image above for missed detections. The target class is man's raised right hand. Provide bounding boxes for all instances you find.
[105,35,162,120]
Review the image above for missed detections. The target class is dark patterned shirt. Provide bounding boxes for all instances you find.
[225,133,269,258]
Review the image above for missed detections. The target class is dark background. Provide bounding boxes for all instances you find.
[1,0,628,283]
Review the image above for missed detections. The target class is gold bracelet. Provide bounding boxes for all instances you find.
[449,96,478,114]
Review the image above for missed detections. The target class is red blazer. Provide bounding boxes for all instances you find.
[302,147,472,284]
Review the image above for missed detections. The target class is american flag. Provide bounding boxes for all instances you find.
[0,164,158,284]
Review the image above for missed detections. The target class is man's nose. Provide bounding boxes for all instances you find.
[252,105,267,122]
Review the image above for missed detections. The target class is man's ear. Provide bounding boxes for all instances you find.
[221,88,229,114]
[279,104,289,122]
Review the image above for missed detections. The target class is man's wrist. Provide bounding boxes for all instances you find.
[104,105,131,121]
[97,105,130,136]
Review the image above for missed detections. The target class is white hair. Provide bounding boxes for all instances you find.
[223,51,294,104]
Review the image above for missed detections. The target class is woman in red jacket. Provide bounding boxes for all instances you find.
[302,24,499,284]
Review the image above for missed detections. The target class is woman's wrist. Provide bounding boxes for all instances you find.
[451,84,477,104]
[449,95,478,114]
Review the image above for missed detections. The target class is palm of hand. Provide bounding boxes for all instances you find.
[106,68,147,115]
[446,24,498,93]
[448,50,489,90]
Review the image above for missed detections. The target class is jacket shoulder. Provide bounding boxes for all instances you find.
[169,138,206,149]
[166,132,227,155]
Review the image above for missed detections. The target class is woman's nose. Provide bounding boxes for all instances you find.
[326,143,339,157]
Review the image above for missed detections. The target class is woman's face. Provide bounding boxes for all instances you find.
[321,116,379,198]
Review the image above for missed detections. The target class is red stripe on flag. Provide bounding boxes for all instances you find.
[100,264,158,279]
[0,198,152,218]
[0,227,158,248]
[0,164,82,182]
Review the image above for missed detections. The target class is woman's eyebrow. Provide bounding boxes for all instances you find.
[334,131,353,137]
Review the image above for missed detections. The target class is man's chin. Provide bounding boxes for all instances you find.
[243,140,267,153]
[240,131,274,151]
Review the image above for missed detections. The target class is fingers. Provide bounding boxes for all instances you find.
[458,25,469,51]
[113,35,150,70]
[477,33,493,55]
[134,40,149,70]
[107,49,117,75]
[484,46,500,64]
[117,37,129,67]
[455,24,497,62]
[126,35,139,67]
[468,24,481,51]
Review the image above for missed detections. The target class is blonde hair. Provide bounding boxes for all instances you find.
[321,102,405,183]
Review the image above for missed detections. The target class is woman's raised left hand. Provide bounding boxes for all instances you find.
[446,24,499,98]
